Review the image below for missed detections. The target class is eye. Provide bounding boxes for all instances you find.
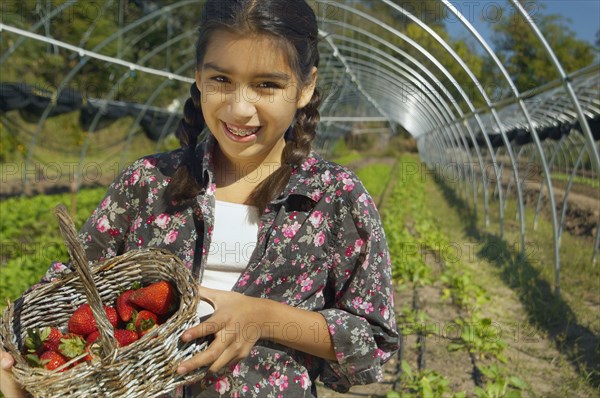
[211,76,230,84]
[257,81,283,90]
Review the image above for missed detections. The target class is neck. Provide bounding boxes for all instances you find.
[213,140,286,188]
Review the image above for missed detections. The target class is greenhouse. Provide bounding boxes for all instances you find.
[0,1,598,397]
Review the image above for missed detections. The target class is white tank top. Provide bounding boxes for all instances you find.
[196,200,259,318]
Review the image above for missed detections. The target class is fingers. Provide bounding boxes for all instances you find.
[0,351,14,370]
[177,332,249,375]
[181,318,222,342]
[196,286,219,308]
[0,351,27,398]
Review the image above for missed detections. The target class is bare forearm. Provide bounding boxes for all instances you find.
[258,299,336,361]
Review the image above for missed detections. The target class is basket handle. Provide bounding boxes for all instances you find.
[54,204,117,361]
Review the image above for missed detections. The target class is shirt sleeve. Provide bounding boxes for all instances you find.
[317,180,399,392]
[28,161,142,290]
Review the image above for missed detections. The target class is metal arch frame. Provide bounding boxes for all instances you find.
[317,15,497,227]
[318,30,472,207]
[379,0,528,259]
[0,0,78,64]
[509,0,600,176]
[8,0,199,191]
[74,29,199,189]
[118,59,197,170]
[332,43,476,169]
[438,0,599,293]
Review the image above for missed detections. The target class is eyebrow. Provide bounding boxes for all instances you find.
[203,62,291,81]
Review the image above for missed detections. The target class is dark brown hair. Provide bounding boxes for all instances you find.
[165,0,321,214]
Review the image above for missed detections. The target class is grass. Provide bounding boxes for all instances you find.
[0,188,107,305]
[551,172,599,189]
[356,163,394,204]
[1,111,179,186]
[331,150,362,166]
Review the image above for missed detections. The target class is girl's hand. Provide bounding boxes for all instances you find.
[177,287,264,375]
[0,351,28,398]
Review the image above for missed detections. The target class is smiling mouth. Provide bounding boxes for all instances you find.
[224,122,261,137]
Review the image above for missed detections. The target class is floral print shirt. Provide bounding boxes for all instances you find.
[35,135,399,397]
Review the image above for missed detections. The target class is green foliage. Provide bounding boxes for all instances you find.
[0,188,106,305]
[0,0,194,106]
[490,0,596,92]
[551,173,600,189]
[356,163,393,200]
[440,270,489,314]
[447,317,508,363]
[474,364,529,398]
[387,360,467,398]
[329,138,362,165]
[397,305,433,336]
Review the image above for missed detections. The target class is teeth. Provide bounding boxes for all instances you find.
[226,123,260,137]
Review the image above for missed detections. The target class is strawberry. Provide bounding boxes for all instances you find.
[86,330,101,345]
[39,351,68,372]
[116,289,138,322]
[114,329,138,347]
[58,333,86,359]
[68,304,118,336]
[24,327,63,354]
[129,281,176,315]
[40,327,64,353]
[83,342,100,362]
[134,310,158,336]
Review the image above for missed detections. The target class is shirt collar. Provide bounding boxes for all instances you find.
[196,133,322,204]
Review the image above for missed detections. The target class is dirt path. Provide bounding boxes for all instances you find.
[419,175,598,397]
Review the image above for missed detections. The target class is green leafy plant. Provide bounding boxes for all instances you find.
[474,364,529,398]
[387,360,466,398]
[447,318,508,363]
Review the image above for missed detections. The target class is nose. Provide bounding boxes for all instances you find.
[227,84,257,119]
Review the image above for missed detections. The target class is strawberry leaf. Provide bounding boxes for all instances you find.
[59,335,86,359]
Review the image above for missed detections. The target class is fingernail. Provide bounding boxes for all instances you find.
[176,366,187,375]
[181,333,191,342]
[1,358,11,369]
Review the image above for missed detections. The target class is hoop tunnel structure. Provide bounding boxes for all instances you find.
[0,0,598,297]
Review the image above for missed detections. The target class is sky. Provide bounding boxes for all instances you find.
[444,0,600,47]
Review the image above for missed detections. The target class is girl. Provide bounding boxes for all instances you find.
[0,0,399,396]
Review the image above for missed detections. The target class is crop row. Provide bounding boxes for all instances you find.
[377,156,528,398]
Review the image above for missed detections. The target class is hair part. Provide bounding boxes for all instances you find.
[167,0,321,214]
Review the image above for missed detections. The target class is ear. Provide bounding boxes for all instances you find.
[297,67,318,109]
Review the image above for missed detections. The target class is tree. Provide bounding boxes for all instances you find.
[490,0,595,92]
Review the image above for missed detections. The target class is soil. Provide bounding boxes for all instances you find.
[490,166,599,239]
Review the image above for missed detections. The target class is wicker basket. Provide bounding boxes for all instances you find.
[0,205,208,397]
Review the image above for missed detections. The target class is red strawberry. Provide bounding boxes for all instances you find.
[86,330,101,345]
[39,351,68,372]
[40,327,64,353]
[58,333,86,359]
[68,304,118,336]
[129,281,176,315]
[117,290,137,322]
[83,342,100,362]
[134,310,158,336]
[24,327,63,354]
[114,329,138,347]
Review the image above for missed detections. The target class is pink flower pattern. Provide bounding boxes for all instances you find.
[33,135,398,398]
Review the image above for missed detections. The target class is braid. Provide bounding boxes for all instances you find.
[165,83,206,205]
[248,88,322,214]
[284,88,322,166]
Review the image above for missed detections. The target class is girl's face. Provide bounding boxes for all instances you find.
[196,30,316,169]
